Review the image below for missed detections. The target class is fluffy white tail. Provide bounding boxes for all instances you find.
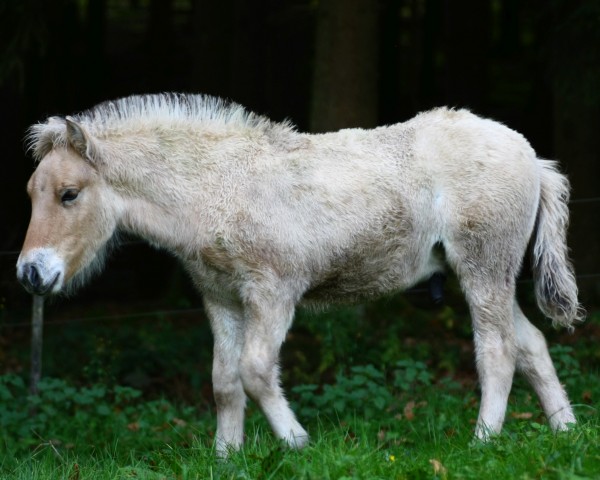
[532,160,584,329]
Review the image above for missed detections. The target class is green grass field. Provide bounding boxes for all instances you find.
[1,295,599,479]
[1,352,598,479]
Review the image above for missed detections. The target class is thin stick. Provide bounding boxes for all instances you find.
[30,295,45,396]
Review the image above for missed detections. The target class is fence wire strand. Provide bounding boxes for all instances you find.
[1,308,206,329]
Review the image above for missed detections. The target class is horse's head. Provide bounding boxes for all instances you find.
[17,118,119,295]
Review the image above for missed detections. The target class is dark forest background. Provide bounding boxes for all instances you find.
[0,0,599,394]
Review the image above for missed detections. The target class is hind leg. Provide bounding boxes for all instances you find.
[465,283,518,439]
[445,234,521,438]
[513,302,576,430]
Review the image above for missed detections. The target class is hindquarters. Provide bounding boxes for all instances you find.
[440,157,538,436]
[415,110,561,437]
[440,155,581,435]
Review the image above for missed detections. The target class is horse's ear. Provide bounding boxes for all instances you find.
[65,116,98,162]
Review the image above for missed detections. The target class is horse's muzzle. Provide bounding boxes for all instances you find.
[16,248,64,296]
[18,263,59,295]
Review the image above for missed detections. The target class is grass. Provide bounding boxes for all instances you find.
[2,408,599,479]
[1,300,599,479]
[0,364,598,479]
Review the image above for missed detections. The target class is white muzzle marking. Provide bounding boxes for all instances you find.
[16,247,65,295]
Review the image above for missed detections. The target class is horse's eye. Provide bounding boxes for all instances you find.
[61,189,79,204]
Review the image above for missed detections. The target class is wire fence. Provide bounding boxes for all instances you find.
[2,195,600,393]
[1,306,206,329]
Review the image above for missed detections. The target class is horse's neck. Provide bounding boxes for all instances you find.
[108,143,231,256]
[118,194,173,240]
[107,127,292,255]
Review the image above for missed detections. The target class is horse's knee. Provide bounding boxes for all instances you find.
[212,359,244,406]
[213,379,245,408]
[239,356,279,400]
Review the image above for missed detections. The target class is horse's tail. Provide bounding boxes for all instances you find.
[532,159,584,329]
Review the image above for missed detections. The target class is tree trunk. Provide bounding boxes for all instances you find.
[310,0,379,132]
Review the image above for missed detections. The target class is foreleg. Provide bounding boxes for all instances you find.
[204,296,247,456]
[239,296,309,448]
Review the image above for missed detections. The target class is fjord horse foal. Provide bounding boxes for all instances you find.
[18,94,582,454]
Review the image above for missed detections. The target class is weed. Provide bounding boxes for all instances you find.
[393,359,433,391]
[0,375,200,460]
[292,364,392,421]
[549,344,582,388]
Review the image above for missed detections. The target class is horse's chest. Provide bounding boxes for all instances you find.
[183,250,242,302]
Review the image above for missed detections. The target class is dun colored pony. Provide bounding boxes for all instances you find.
[18,94,583,454]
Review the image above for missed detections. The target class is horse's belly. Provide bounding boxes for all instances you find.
[301,242,441,305]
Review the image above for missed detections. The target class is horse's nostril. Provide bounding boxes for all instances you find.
[20,263,41,291]
[28,264,40,289]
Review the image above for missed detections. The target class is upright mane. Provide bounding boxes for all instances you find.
[26,93,293,162]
